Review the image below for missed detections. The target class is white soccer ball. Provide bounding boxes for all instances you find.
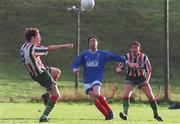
[81,0,95,11]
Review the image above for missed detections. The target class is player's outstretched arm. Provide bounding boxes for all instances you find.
[47,43,74,51]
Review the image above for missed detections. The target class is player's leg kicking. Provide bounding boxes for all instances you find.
[39,67,61,122]
[41,67,61,106]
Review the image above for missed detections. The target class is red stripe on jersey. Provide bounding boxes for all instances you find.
[129,52,134,77]
[138,53,143,76]
[24,64,33,75]
[27,63,35,76]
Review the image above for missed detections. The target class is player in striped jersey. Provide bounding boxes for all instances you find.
[20,28,73,122]
[72,35,137,120]
[116,41,163,121]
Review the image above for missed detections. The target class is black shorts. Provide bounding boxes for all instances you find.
[125,76,146,88]
[31,67,54,91]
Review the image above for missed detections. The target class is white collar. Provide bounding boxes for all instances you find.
[88,49,98,54]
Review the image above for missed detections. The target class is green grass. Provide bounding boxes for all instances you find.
[0,102,179,124]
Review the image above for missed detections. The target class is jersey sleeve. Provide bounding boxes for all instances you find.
[105,51,127,63]
[71,53,83,70]
[33,45,48,56]
[144,55,152,73]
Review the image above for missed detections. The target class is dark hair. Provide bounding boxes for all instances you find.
[25,28,39,41]
[130,41,141,48]
[87,35,98,43]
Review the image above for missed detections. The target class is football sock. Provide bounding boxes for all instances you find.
[98,95,112,112]
[123,97,129,115]
[149,100,158,116]
[43,96,58,116]
[95,99,109,118]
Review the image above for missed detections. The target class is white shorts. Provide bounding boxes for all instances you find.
[84,80,102,94]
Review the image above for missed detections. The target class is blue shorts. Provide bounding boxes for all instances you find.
[84,80,102,94]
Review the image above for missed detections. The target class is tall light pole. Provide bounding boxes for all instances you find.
[67,6,84,89]
[164,0,169,101]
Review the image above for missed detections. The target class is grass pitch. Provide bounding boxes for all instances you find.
[0,102,179,124]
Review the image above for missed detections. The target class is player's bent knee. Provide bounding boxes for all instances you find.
[93,93,101,98]
[55,69,61,80]
[51,68,61,81]
[57,69,61,76]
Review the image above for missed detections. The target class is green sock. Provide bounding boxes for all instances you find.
[43,98,55,116]
[150,101,158,116]
[123,99,129,115]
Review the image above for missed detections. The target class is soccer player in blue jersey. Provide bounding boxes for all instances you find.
[71,35,137,120]
[116,41,163,121]
[20,28,73,122]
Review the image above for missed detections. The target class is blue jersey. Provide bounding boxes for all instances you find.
[72,50,127,84]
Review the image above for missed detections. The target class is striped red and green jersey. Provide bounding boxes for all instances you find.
[125,52,152,77]
[20,42,48,76]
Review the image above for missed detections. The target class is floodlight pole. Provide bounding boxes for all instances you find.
[75,8,81,89]
[67,6,83,89]
[164,0,169,101]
